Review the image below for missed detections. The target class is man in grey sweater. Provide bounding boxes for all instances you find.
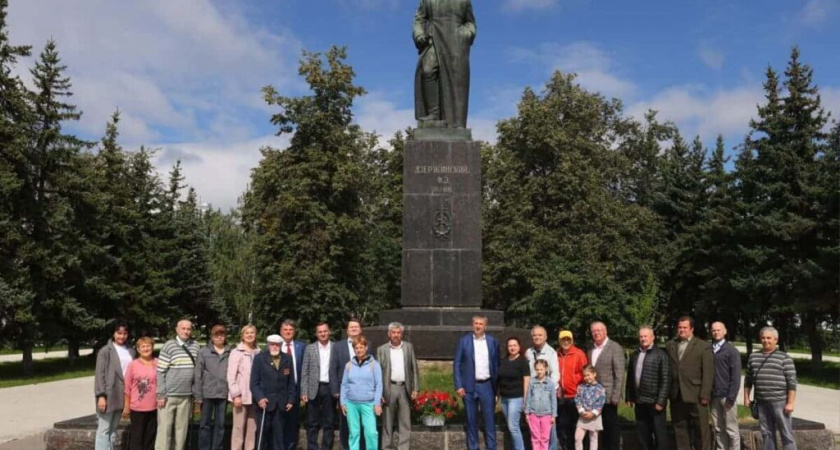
[710,322,741,450]
[156,319,200,450]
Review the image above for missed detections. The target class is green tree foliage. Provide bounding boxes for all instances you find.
[204,207,257,326]
[483,72,663,338]
[242,47,391,334]
[734,48,834,361]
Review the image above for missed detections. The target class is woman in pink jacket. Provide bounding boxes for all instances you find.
[228,325,260,450]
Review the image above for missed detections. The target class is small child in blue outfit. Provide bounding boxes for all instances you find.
[574,365,606,450]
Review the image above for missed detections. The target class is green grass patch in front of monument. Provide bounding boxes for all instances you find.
[794,360,839,390]
[0,353,96,388]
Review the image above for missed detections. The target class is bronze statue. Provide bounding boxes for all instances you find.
[413,0,476,129]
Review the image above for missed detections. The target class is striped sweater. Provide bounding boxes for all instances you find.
[157,338,200,398]
[744,350,797,402]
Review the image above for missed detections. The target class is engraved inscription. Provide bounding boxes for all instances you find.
[414,165,470,174]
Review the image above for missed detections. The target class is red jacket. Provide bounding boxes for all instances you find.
[557,345,588,398]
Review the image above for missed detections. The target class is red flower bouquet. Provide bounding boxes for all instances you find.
[412,390,459,420]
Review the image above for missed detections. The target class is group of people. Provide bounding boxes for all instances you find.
[93,317,419,450]
[94,314,799,450]
[467,316,797,450]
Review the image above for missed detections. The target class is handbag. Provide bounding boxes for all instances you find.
[748,350,775,419]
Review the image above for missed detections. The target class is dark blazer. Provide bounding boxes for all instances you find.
[625,346,670,406]
[330,337,372,397]
[665,337,714,403]
[376,341,420,402]
[94,340,137,413]
[454,333,500,394]
[251,352,296,412]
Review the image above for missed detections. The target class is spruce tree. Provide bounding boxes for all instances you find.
[242,47,381,332]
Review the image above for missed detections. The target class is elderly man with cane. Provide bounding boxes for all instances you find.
[252,334,296,450]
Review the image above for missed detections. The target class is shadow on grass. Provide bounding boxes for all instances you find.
[0,354,97,388]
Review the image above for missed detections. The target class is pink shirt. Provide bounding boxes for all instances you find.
[124,358,158,412]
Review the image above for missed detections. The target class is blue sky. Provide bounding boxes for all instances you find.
[7,0,839,209]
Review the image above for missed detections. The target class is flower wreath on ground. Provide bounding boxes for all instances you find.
[412,390,459,422]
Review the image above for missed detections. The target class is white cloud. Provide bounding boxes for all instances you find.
[628,85,764,140]
[503,0,558,11]
[821,87,840,126]
[800,0,838,25]
[7,0,302,144]
[354,93,415,145]
[698,45,724,70]
[154,135,288,211]
[509,41,636,99]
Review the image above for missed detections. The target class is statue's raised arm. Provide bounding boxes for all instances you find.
[413,0,476,129]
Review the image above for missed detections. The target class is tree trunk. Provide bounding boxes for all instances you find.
[803,313,824,371]
[21,343,34,376]
[68,338,80,364]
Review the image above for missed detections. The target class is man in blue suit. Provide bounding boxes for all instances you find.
[330,317,372,450]
[252,334,296,450]
[454,315,500,450]
[279,320,306,450]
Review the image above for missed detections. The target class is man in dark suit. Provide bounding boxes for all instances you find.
[301,322,335,450]
[376,322,420,450]
[330,317,372,450]
[626,326,670,450]
[665,316,714,450]
[251,334,296,450]
[587,321,625,450]
[454,315,500,450]
[279,320,306,450]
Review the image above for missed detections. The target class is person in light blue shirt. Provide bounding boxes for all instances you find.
[340,335,383,450]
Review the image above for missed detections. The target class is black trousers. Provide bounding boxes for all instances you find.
[256,406,286,450]
[129,410,157,450]
[556,397,579,450]
[307,383,335,450]
[634,403,668,450]
[598,403,621,450]
[284,399,300,450]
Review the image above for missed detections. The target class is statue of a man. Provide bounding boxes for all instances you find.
[413,0,476,129]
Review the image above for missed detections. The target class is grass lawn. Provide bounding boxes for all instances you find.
[418,362,760,425]
[0,354,96,389]
[794,360,839,390]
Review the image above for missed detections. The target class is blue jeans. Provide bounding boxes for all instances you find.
[501,397,525,450]
[758,400,796,450]
[199,399,227,450]
[95,409,122,450]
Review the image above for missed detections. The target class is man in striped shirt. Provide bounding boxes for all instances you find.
[156,318,201,450]
[743,326,798,450]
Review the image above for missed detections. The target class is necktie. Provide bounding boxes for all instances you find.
[286,343,292,356]
[678,340,688,361]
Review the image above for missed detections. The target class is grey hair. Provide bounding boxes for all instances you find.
[639,325,654,334]
[472,314,488,324]
[759,326,778,339]
[530,325,547,335]
[388,322,404,332]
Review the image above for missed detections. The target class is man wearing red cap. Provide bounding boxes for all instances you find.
[556,330,587,450]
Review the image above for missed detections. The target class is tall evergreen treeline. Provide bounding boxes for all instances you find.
[0,0,836,372]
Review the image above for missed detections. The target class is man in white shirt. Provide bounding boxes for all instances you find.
[279,320,306,450]
[587,321,625,450]
[301,322,335,450]
[455,315,500,450]
[376,322,420,450]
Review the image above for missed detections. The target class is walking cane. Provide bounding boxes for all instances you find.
[256,405,267,450]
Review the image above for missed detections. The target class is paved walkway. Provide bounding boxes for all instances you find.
[732,345,840,363]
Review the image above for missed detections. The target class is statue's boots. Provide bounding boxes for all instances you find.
[419,74,440,121]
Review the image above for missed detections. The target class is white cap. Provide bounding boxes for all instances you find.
[267,334,282,344]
